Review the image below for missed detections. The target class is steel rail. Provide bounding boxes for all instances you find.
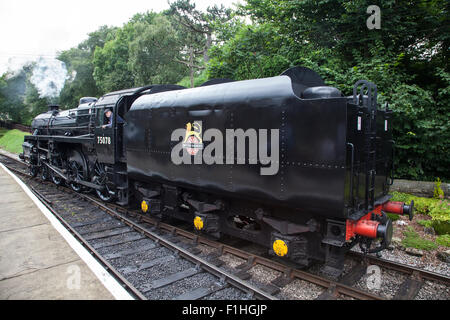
[108,205,384,300]
[0,159,145,299]
[25,182,147,300]
[349,251,450,286]
[3,153,449,300]
[76,193,278,300]
[1,158,277,300]
[0,155,385,300]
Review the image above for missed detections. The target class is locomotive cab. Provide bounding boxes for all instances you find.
[94,106,116,164]
[93,88,138,164]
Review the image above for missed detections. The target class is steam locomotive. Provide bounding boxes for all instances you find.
[20,67,413,275]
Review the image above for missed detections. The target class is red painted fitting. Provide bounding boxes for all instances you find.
[382,201,404,215]
[354,219,380,238]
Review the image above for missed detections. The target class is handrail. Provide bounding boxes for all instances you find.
[347,142,355,206]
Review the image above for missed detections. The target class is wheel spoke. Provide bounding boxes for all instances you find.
[93,162,114,202]
[66,150,87,193]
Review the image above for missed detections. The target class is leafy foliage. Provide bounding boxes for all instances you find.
[208,23,292,80]
[177,70,208,88]
[128,16,187,86]
[93,24,136,92]
[168,0,233,87]
[417,219,433,228]
[434,178,445,199]
[209,0,449,181]
[58,25,117,108]
[386,213,401,221]
[391,192,450,234]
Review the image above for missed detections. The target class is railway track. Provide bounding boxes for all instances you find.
[1,153,449,300]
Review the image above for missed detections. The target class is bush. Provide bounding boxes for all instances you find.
[434,178,445,199]
[390,192,450,235]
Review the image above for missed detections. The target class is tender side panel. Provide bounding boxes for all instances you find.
[126,77,348,218]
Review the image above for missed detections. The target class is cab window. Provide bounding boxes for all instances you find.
[96,107,105,127]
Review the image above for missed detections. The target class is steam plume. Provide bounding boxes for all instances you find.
[30,57,68,98]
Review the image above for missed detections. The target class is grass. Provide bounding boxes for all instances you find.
[0,129,30,154]
[436,234,450,247]
[387,212,401,221]
[402,227,438,251]
[417,219,433,228]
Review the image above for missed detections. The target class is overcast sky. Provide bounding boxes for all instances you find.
[0,0,240,74]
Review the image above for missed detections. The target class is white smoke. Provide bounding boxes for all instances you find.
[2,56,31,79]
[30,57,69,98]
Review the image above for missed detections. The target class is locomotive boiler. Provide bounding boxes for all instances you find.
[21,67,414,275]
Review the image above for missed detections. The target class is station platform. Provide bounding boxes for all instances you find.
[0,161,132,299]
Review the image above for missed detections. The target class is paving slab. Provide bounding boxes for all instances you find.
[0,260,111,300]
[0,163,117,300]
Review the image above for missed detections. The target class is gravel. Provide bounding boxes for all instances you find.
[204,286,248,300]
[196,243,220,257]
[88,232,143,250]
[218,253,246,270]
[352,246,450,276]
[354,268,407,299]
[415,281,450,300]
[16,167,450,300]
[379,248,450,276]
[247,265,281,286]
[277,279,323,300]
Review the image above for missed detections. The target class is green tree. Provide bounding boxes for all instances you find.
[0,69,28,123]
[168,0,233,87]
[78,25,118,54]
[209,0,449,180]
[93,24,137,92]
[58,25,117,107]
[23,78,49,124]
[169,0,232,62]
[58,48,98,108]
[128,16,187,86]
[243,0,448,66]
[208,23,292,80]
[0,63,50,125]
[0,74,7,119]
